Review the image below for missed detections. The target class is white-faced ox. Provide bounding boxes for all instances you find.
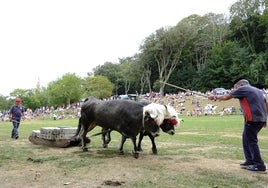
[101,102,180,154]
[74,97,167,158]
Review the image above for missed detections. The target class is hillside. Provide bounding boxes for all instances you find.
[140,94,241,116]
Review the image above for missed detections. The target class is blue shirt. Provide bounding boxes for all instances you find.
[230,84,267,123]
[9,105,24,121]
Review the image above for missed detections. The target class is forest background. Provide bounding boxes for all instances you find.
[0,0,268,111]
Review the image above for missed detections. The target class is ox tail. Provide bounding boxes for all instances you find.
[142,110,145,130]
[73,117,82,138]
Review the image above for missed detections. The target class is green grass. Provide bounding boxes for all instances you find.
[0,115,267,188]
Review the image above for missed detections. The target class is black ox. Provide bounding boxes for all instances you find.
[74,97,164,158]
[101,103,180,154]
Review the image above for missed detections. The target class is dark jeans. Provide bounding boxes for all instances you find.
[242,122,265,167]
[11,121,20,138]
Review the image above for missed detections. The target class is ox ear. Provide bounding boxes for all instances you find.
[144,112,157,125]
[143,104,165,126]
[165,105,179,119]
[144,108,158,119]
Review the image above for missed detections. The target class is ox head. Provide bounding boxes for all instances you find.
[143,103,181,135]
[143,112,160,137]
[143,103,180,125]
[160,118,183,135]
[160,119,176,135]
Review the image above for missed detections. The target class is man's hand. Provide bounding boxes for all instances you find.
[208,94,216,101]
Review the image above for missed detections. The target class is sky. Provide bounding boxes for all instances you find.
[0,0,238,96]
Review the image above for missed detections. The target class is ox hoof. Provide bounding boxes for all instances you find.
[152,148,158,154]
[118,150,124,155]
[132,151,139,159]
[86,137,91,144]
[82,147,88,152]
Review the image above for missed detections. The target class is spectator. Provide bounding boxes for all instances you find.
[9,98,25,139]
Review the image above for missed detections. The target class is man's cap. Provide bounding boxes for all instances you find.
[15,98,22,102]
[232,77,248,85]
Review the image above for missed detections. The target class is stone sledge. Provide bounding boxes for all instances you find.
[28,126,90,148]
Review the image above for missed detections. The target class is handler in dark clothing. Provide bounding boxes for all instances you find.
[208,78,267,172]
[9,97,24,139]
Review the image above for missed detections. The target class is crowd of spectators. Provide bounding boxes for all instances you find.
[1,88,267,122]
[0,102,82,122]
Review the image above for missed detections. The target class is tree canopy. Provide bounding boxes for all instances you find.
[1,0,268,111]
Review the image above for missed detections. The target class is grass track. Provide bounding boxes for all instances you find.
[0,115,267,188]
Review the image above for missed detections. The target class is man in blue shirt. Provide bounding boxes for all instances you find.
[208,78,267,172]
[9,98,24,139]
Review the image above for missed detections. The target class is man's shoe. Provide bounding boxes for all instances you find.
[247,165,266,173]
[240,161,253,169]
[15,136,19,139]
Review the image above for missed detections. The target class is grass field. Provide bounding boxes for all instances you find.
[0,115,268,188]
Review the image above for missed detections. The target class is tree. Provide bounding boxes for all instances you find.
[8,89,39,110]
[93,62,123,95]
[140,24,193,96]
[259,7,268,44]
[136,49,156,94]
[0,95,10,111]
[166,13,231,91]
[230,0,265,20]
[198,41,254,90]
[247,52,268,87]
[229,0,266,53]
[93,62,121,84]
[189,13,230,71]
[47,73,83,106]
[84,75,114,99]
[118,57,140,95]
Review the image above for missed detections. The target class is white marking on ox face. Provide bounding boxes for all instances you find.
[150,130,160,137]
[167,129,175,135]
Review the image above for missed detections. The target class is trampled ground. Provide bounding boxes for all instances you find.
[1,119,268,188]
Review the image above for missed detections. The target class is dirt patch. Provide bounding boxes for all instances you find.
[1,137,267,188]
